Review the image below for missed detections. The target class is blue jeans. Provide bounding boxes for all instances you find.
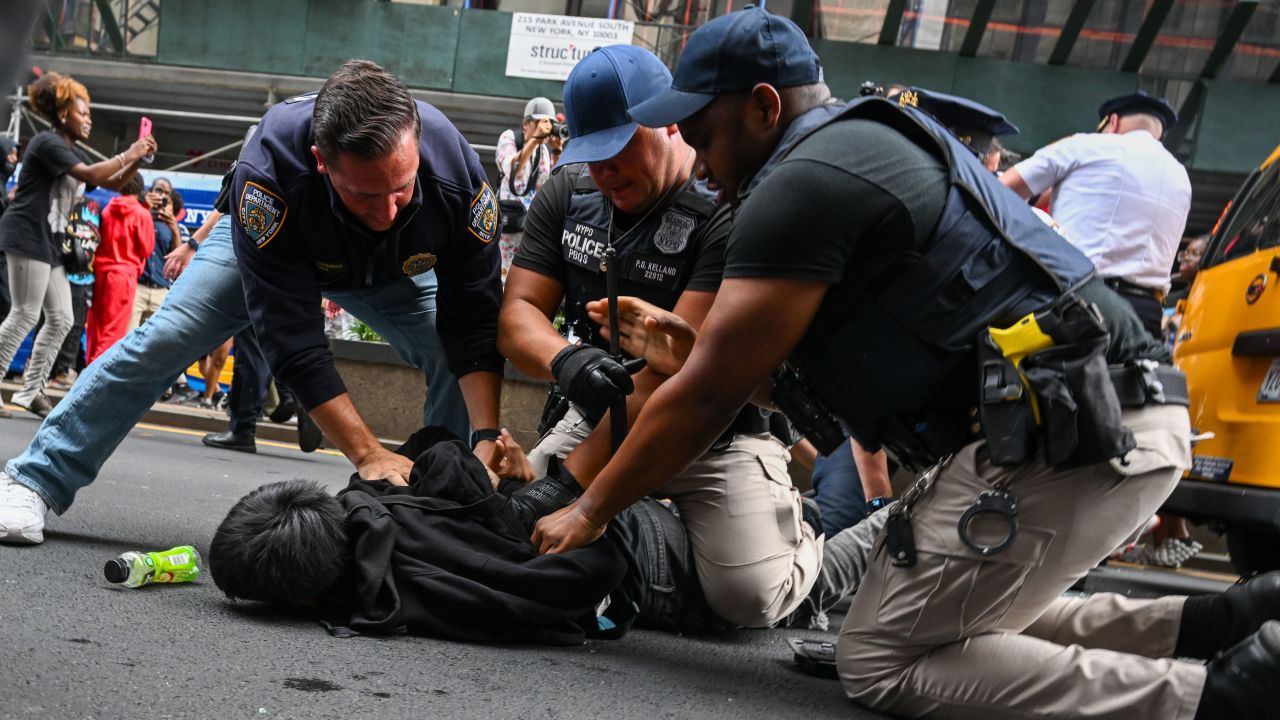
[809,438,869,537]
[7,218,467,514]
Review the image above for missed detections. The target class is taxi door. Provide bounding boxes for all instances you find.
[1175,146,1280,490]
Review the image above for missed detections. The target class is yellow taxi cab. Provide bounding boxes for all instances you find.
[1166,143,1280,574]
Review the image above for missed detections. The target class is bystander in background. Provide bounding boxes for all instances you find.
[495,97,555,283]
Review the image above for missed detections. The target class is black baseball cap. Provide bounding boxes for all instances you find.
[1096,91,1177,131]
[628,5,822,128]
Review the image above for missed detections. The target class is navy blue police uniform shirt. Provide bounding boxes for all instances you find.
[229,95,503,412]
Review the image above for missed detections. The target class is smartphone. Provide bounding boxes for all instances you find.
[139,116,154,164]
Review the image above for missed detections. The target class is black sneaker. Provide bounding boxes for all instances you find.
[269,396,298,424]
[788,638,838,679]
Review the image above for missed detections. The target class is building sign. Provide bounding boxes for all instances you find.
[505,13,635,81]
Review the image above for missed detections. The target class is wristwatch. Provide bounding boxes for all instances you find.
[470,428,501,448]
[185,235,200,252]
[867,496,895,512]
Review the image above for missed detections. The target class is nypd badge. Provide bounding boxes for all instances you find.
[239,181,287,248]
[653,211,695,255]
[403,252,438,277]
[468,182,499,244]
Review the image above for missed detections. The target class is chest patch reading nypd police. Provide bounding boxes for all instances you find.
[239,181,286,248]
[468,183,499,243]
[561,219,609,272]
[653,210,695,255]
[627,253,685,289]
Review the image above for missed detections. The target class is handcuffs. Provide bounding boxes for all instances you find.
[957,478,1019,557]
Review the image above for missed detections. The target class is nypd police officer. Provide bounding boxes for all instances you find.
[230,60,505,481]
[0,60,504,544]
[500,45,821,628]
[1001,92,1191,339]
[532,8,1279,719]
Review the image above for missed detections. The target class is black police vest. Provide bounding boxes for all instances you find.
[557,165,718,350]
[773,98,1097,456]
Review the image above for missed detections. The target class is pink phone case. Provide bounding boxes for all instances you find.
[139,117,152,137]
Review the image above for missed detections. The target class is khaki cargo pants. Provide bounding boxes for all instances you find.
[529,405,823,627]
[837,404,1205,719]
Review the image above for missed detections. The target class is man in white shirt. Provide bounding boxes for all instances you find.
[1001,92,1192,337]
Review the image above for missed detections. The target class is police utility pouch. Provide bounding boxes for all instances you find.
[981,294,1135,469]
[977,335,1036,466]
[1019,297,1135,469]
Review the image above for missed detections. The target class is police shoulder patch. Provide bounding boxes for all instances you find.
[239,181,287,249]
[467,182,499,244]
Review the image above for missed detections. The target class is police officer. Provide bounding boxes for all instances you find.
[802,86,1024,538]
[531,8,1279,719]
[1001,92,1192,338]
[0,60,503,544]
[500,45,821,628]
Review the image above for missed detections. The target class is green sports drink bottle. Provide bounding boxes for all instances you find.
[104,545,202,588]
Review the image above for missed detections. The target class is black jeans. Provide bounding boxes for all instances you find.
[51,282,90,376]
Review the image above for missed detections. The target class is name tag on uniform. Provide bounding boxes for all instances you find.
[561,219,608,272]
[626,253,685,289]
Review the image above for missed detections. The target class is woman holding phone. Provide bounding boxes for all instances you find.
[0,72,155,417]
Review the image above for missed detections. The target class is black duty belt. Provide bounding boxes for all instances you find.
[1104,278,1165,305]
[1109,362,1188,408]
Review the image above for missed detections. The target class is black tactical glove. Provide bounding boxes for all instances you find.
[507,459,584,534]
[550,344,634,419]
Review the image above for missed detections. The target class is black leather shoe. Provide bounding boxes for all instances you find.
[296,411,322,454]
[1195,621,1280,720]
[1178,571,1280,659]
[202,430,256,453]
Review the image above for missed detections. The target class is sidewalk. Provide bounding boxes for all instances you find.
[0,379,330,448]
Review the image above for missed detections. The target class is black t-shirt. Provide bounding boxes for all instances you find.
[726,118,948,326]
[0,131,89,265]
[514,167,729,294]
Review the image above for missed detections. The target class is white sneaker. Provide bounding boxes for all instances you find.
[0,472,48,544]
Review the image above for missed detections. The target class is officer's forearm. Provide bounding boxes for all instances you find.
[309,393,384,467]
[498,298,569,381]
[574,359,746,527]
[852,440,893,500]
[457,370,502,430]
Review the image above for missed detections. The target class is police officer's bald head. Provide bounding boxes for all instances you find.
[313,60,421,162]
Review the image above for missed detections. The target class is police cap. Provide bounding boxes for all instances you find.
[894,86,1018,155]
[1096,91,1177,131]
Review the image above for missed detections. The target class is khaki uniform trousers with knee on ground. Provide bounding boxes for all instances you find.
[529,404,823,628]
[837,404,1205,720]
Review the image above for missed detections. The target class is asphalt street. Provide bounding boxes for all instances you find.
[0,414,886,720]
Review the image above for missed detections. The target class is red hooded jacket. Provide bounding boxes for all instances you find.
[94,194,155,274]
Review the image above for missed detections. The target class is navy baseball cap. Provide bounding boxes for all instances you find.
[1096,91,1177,130]
[556,45,672,167]
[628,5,822,128]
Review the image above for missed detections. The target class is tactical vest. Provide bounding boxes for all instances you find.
[767,98,1097,461]
[557,165,719,350]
